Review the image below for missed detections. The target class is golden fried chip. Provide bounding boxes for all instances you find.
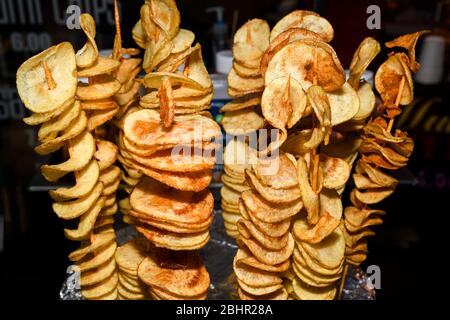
[385,31,430,72]
[138,249,210,297]
[49,160,99,201]
[293,211,340,244]
[41,131,95,181]
[375,53,414,107]
[95,139,119,171]
[262,76,307,129]
[77,75,121,100]
[326,82,359,125]
[64,196,106,241]
[270,10,333,42]
[239,199,291,237]
[292,277,336,300]
[76,14,98,68]
[321,155,351,189]
[17,42,77,113]
[81,273,118,300]
[266,40,345,92]
[52,182,103,220]
[68,233,115,262]
[77,241,117,272]
[222,108,265,135]
[348,37,381,89]
[78,56,120,77]
[246,169,301,204]
[300,227,345,269]
[130,177,213,224]
[237,233,295,265]
[38,100,81,142]
[124,109,221,147]
[296,156,319,224]
[241,190,303,223]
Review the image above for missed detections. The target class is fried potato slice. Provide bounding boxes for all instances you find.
[130,177,213,224]
[239,199,292,238]
[184,47,212,89]
[129,159,212,192]
[41,131,95,181]
[246,169,301,204]
[34,110,87,155]
[228,68,264,93]
[238,219,289,251]
[241,190,303,223]
[138,249,210,297]
[220,95,261,112]
[94,139,119,171]
[64,196,106,241]
[23,98,74,126]
[238,287,288,300]
[261,28,323,78]
[326,82,359,125]
[385,30,430,73]
[270,10,333,42]
[149,0,180,40]
[300,227,345,269]
[68,232,115,262]
[296,156,319,224]
[17,42,77,113]
[233,252,282,287]
[37,100,81,142]
[49,160,99,201]
[76,14,98,68]
[87,106,119,131]
[222,108,265,135]
[353,82,376,120]
[262,76,307,129]
[292,277,336,300]
[124,109,221,147]
[52,182,104,220]
[293,211,340,244]
[172,28,195,53]
[375,53,414,107]
[348,37,381,89]
[353,187,395,204]
[115,238,148,274]
[78,56,120,77]
[237,233,295,265]
[76,75,121,100]
[237,278,284,296]
[266,40,345,92]
[77,241,117,272]
[321,155,351,189]
[236,247,290,273]
[81,273,118,300]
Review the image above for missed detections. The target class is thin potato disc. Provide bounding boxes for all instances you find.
[265,40,345,92]
[17,42,77,113]
[270,10,333,42]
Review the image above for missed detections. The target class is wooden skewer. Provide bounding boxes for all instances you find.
[312,151,320,193]
[310,45,320,193]
[338,263,349,299]
[112,0,122,60]
[42,61,56,90]
[387,76,405,133]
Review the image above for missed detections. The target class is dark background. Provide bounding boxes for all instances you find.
[1,0,450,300]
